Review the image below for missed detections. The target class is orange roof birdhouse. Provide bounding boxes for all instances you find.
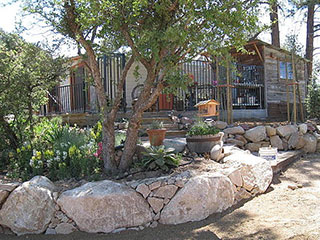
[195,99,220,117]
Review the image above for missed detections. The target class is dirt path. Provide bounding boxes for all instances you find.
[1,153,320,240]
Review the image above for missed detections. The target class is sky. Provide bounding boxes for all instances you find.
[0,1,315,58]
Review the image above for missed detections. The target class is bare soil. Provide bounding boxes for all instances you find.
[1,153,320,240]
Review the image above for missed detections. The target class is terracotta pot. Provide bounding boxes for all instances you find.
[186,132,224,153]
[147,129,167,146]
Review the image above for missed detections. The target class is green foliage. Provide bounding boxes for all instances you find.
[148,121,164,130]
[163,69,193,95]
[283,33,304,57]
[306,83,320,119]
[20,0,262,171]
[115,131,126,146]
[0,29,66,154]
[187,121,220,137]
[90,121,126,146]
[140,146,181,172]
[7,118,102,181]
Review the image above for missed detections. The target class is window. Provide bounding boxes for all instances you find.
[279,61,293,79]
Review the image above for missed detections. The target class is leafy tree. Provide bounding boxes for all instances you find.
[21,0,262,172]
[306,82,320,119]
[287,0,319,82]
[0,29,66,152]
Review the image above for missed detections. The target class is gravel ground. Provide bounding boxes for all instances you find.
[1,153,320,240]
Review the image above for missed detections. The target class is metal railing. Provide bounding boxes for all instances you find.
[41,83,98,115]
[171,60,265,111]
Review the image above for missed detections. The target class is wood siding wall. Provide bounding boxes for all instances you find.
[263,46,307,119]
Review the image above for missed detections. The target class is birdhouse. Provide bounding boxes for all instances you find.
[195,99,220,117]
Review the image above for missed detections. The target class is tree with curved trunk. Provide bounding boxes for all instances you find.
[21,0,263,172]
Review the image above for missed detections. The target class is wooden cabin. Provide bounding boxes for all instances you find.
[40,40,308,124]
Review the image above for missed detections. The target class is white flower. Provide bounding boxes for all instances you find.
[47,159,52,167]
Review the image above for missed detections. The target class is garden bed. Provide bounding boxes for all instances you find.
[0,146,274,235]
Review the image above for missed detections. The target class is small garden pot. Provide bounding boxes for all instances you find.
[186,132,224,154]
[147,129,167,146]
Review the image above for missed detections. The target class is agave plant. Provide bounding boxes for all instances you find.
[140,146,181,172]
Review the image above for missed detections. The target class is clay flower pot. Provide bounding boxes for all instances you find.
[147,129,167,146]
[186,132,224,153]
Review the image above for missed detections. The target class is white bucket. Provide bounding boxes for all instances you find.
[259,147,278,161]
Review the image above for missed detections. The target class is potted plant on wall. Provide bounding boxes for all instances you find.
[186,121,223,153]
[147,121,167,146]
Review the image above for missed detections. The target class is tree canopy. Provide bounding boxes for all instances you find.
[20,0,263,172]
[0,29,66,150]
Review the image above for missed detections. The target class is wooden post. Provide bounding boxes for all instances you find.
[226,59,232,124]
[295,59,305,122]
[285,60,290,122]
[291,53,297,123]
[216,59,220,121]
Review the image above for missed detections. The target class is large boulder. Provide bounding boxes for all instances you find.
[163,138,186,153]
[245,142,261,152]
[213,121,228,130]
[0,191,9,206]
[266,126,276,137]
[244,126,267,143]
[298,123,308,134]
[0,176,56,235]
[223,126,245,135]
[302,134,317,153]
[159,173,234,225]
[276,125,298,138]
[270,135,283,150]
[225,138,245,147]
[57,180,152,233]
[288,132,304,150]
[224,151,273,193]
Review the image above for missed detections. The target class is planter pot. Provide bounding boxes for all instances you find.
[147,129,167,146]
[186,132,224,154]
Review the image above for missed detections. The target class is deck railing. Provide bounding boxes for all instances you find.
[40,83,98,115]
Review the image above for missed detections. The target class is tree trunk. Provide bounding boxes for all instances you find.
[270,2,280,48]
[102,111,118,172]
[118,112,143,170]
[119,69,163,170]
[0,115,18,149]
[306,2,315,83]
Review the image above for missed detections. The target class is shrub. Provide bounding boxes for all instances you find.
[306,83,320,119]
[140,146,181,172]
[187,121,220,137]
[7,118,102,181]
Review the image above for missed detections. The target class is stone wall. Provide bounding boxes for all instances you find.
[0,149,273,236]
[211,120,320,154]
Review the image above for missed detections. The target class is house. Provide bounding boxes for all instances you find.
[41,40,308,125]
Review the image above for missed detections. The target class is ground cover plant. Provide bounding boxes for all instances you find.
[6,118,103,181]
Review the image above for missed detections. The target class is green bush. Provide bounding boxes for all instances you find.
[140,146,181,172]
[187,121,220,137]
[7,118,102,181]
[306,83,320,119]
